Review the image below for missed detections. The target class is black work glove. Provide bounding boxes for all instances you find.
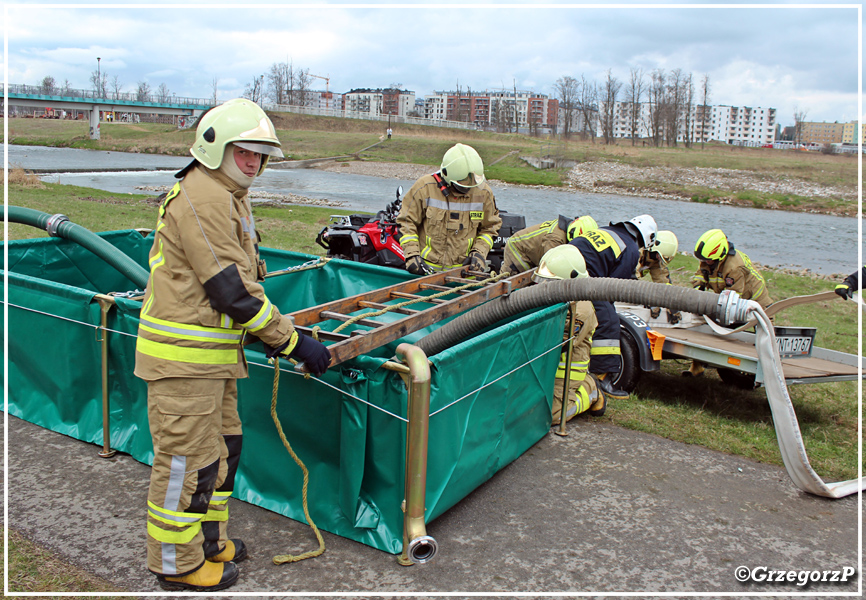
[266,332,331,376]
[667,309,682,324]
[649,306,661,319]
[405,255,433,276]
[835,283,853,300]
[462,250,488,272]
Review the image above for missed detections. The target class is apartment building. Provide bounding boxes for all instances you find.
[800,121,846,145]
[603,101,776,145]
[423,89,558,131]
[840,120,865,143]
[341,88,416,117]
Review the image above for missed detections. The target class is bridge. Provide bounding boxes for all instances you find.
[3,84,212,139]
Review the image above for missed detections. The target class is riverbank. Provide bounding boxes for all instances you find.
[312,158,859,217]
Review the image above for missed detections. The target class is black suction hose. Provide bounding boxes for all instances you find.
[416,277,749,357]
[5,205,150,290]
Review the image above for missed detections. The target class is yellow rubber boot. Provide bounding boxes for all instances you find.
[208,539,248,563]
[588,388,606,417]
[157,560,239,592]
[682,361,706,377]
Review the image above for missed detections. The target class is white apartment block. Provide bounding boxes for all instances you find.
[604,101,776,145]
[341,88,416,117]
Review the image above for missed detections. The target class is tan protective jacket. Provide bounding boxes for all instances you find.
[691,249,772,308]
[135,165,296,381]
[636,249,672,284]
[396,173,501,270]
[502,217,569,273]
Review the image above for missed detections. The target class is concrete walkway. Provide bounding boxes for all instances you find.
[6,414,860,596]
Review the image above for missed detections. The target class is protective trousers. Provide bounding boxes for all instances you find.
[552,301,598,422]
[146,377,243,576]
[589,300,620,374]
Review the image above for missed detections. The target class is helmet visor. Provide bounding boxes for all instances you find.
[234,141,284,158]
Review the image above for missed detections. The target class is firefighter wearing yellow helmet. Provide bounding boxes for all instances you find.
[533,246,607,421]
[501,214,597,275]
[685,228,773,377]
[397,143,502,275]
[135,99,330,592]
[636,230,682,323]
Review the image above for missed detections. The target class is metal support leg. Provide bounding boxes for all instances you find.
[556,302,578,437]
[95,295,116,458]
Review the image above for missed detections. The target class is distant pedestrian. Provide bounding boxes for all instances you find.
[387,127,392,139]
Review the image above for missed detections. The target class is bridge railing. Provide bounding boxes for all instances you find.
[3,83,213,108]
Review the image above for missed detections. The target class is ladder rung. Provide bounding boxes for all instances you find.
[320,310,386,329]
[419,283,473,295]
[294,326,350,342]
[358,301,421,315]
[390,291,448,304]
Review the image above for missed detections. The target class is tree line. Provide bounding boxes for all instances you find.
[554,67,712,147]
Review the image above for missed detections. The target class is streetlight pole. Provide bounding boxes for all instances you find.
[97,57,101,98]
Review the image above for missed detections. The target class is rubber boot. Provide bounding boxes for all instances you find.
[681,361,706,378]
[595,373,629,400]
[588,388,606,417]
[157,560,239,592]
[208,539,248,563]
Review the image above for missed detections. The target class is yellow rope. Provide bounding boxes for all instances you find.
[267,270,506,564]
[269,356,326,564]
[330,270,510,335]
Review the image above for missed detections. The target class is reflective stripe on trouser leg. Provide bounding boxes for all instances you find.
[203,380,243,559]
[589,300,621,374]
[553,353,590,420]
[145,377,224,576]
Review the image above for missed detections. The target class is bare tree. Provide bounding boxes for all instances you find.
[110,75,123,100]
[295,68,313,106]
[90,69,107,98]
[136,80,151,102]
[647,69,666,146]
[156,83,171,103]
[553,75,579,139]
[40,76,56,95]
[664,68,684,146]
[577,75,598,142]
[624,67,644,145]
[61,79,74,96]
[244,74,265,105]
[211,77,219,105]
[682,73,694,148]
[793,108,808,147]
[600,69,622,144]
[699,74,711,148]
[267,62,291,105]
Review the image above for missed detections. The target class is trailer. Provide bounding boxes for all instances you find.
[612,300,863,392]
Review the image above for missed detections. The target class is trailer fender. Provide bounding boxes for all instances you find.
[618,311,661,373]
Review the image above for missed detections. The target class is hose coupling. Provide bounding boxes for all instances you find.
[46,213,70,237]
[406,535,438,564]
[716,289,751,325]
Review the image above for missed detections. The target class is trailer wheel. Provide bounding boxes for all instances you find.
[717,368,759,390]
[612,328,641,393]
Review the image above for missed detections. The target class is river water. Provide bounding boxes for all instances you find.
[9,144,860,275]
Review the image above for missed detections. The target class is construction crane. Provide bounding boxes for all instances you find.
[310,74,330,93]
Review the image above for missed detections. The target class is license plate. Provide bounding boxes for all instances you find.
[776,335,813,357]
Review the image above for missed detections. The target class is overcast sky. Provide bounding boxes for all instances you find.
[4,1,861,127]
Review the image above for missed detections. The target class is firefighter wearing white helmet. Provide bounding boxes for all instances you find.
[533,246,606,421]
[684,228,773,377]
[135,99,330,592]
[397,143,502,275]
[501,214,596,275]
[567,215,652,400]
[636,230,681,323]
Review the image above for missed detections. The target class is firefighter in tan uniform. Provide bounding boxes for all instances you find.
[397,143,502,275]
[135,99,331,592]
[685,228,773,377]
[501,215,597,275]
[636,230,682,323]
[532,246,606,422]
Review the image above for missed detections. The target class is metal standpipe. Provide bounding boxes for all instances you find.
[393,343,438,566]
[556,301,578,437]
[94,294,116,458]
